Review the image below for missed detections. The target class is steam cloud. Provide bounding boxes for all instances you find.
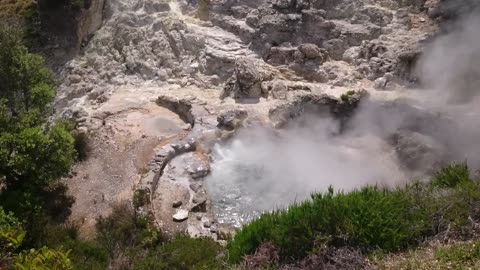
[206,12,480,226]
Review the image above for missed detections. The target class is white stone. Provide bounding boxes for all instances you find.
[173,210,189,222]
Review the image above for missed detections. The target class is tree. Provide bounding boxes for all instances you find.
[0,25,76,244]
[0,26,54,131]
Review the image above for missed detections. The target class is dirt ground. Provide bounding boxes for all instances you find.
[67,102,187,238]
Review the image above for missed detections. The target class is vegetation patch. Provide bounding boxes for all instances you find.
[72,131,91,161]
[373,241,480,269]
[135,236,224,270]
[228,185,431,262]
[0,0,36,18]
[436,241,480,268]
[228,163,480,264]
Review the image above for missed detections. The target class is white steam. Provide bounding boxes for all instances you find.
[207,13,480,226]
[207,115,408,226]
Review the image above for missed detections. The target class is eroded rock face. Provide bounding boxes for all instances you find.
[221,58,274,100]
[269,88,369,128]
[201,0,434,91]
[55,2,208,112]
[156,95,195,127]
[429,0,480,20]
[36,0,106,66]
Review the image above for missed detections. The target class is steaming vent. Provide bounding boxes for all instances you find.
[207,13,480,227]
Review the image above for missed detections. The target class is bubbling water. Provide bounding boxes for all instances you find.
[206,117,408,227]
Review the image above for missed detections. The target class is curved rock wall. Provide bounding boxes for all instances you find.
[37,0,105,66]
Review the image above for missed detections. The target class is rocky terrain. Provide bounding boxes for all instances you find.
[53,0,479,238]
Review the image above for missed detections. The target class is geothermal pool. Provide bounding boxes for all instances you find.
[205,117,408,227]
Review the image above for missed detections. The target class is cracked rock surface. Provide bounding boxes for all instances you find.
[58,0,445,237]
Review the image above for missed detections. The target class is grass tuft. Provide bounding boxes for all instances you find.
[431,162,470,188]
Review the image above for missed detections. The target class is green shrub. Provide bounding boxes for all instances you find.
[0,208,25,266]
[15,246,73,270]
[28,222,108,270]
[133,189,150,209]
[431,163,470,188]
[135,235,224,270]
[228,163,480,263]
[64,239,108,270]
[340,90,356,102]
[95,203,162,258]
[228,186,431,263]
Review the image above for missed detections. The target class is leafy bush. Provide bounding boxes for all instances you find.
[15,246,73,270]
[0,207,25,266]
[64,240,108,270]
[228,186,431,262]
[92,203,224,269]
[340,90,357,102]
[32,222,107,270]
[135,235,224,270]
[95,203,162,258]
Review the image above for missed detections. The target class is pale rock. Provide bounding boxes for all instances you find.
[173,210,189,222]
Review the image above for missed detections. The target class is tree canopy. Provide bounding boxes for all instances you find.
[0,25,76,243]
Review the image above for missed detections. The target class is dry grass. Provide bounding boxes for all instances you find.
[373,241,480,270]
[0,0,35,17]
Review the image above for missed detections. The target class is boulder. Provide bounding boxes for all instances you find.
[323,39,348,60]
[221,59,273,100]
[343,46,361,64]
[173,209,189,222]
[172,200,182,208]
[217,109,249,130]
[191,191,208,212]
[270,80,288,100]
[235,58,263,98]
[298,43,321,59]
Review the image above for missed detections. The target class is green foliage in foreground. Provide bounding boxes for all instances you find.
[0,208,25,265]
[135,236,224,270]
[228,186,430,262]
[15,247,73,270]
[228,163,480,263]
[0,206,74,270]
[40,204,224,270]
